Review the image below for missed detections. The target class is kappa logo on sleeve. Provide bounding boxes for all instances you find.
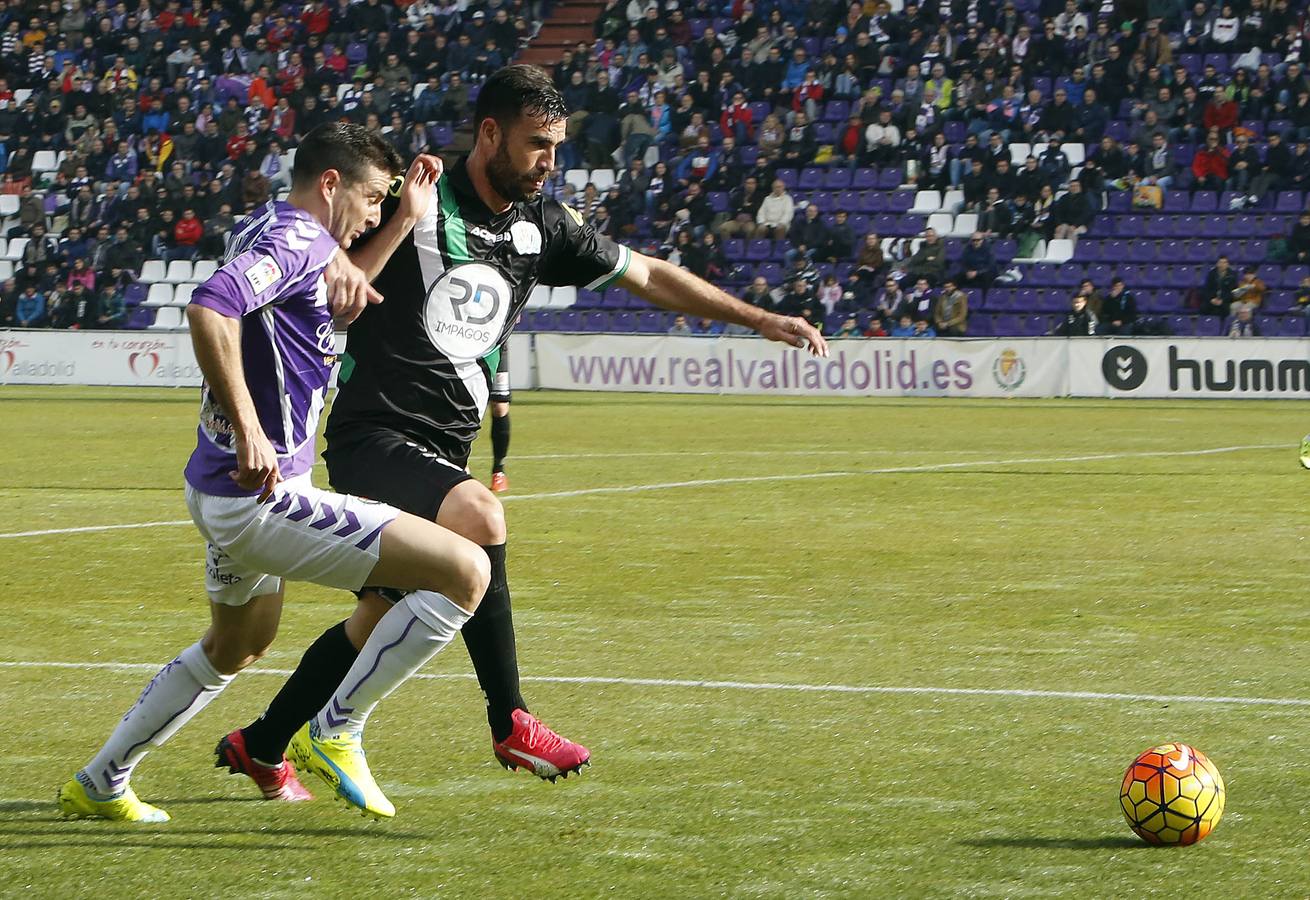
[562,204,584,227]
[243,255,283,295]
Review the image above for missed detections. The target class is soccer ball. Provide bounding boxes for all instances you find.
[1120,743,1225,846]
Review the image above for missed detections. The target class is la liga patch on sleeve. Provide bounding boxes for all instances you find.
[243,255,283,295]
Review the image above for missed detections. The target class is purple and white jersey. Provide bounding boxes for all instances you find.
[183,201,340,497]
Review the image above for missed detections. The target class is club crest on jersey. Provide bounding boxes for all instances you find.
[422,263,513,360]
[510,221,542,255]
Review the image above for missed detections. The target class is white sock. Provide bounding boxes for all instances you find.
[314,591,471,740]
[79,641,234,798]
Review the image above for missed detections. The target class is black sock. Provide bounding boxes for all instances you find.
[491,413,510,474]
[241,620,359,764]
[462,544,525,741]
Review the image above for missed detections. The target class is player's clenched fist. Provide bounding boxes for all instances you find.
[230,428,283,501]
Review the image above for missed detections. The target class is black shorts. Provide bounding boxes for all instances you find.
[323,429,474,523]
[490,348,511,404]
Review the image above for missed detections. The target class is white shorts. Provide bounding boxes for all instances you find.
[184,474,400,606]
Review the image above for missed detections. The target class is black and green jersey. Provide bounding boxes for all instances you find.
[326,158,631,462]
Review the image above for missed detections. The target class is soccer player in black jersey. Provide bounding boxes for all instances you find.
[217,65,827,814]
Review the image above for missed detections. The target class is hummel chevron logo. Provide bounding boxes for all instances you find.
[1102,345,1148,391]
[285,220,319,251]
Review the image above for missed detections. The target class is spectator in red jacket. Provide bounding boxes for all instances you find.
[300,0,330,36]
[721,91,754,143]
[1202,94,1238,141]
[1192,132,1230,190]
[173,208,203,259]
[791,69,825,121]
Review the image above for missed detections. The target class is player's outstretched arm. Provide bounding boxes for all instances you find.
[347,153,443,282]
[187,304,282,500]
[618,253,829,357]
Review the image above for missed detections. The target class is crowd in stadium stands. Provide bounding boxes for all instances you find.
[3,0,1310,337]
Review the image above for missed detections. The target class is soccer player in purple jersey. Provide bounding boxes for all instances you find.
[58,123,478,823]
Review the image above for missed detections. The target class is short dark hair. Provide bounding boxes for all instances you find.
[291,122,402,189]
[474,64,569,133]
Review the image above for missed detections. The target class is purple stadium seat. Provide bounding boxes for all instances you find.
[1178,54,1202,74]
[1031,77,1051,96]
[1203,53,1231,73]
[1021,315,1049,336]
[877,168,903,189]
[557,310,581,331]
[823,100,850,122]
[824,169,853,189]
[740,146,759,166]
[724,239,746,260]
[858,191,884,212]
[746,239,772,260]
[992,314,1022,335]
[1163,315,1189,335]
[1075,240,1103,261]
[611,311,638,332]
[1014,289,1042,310]
[775,168,798,189]
[887,191,915,213]
[1105,192,1132,213]
[944,121,966,143]
[1036,291,1069,312]
[1138,265,1168,288]
[852,168,878,190]
[1152,290,1185,313]
[1085,263,1114,283]
[598,288,623,309]
[1195,315,1223,337]
[1190,191,1218,212]
[809,191,835,211]
[637,312,663,333]
[708,191,728,213]
[1105,120,1129,141]
[1269,119,1292,137]
[1051,264,1083,287]
[1276,191,1304,212]
[1258,315,1280,334]
[985,289,1013,310]
[849,214,870,233]
[1163,189,1188,211]
[749,101,770,122]
[1279,315,1307,336]
[968,315,994,336]
[757,262,783,282]
[945,241,964,261]
[799,167,824,189]
[1282,265,1310,287]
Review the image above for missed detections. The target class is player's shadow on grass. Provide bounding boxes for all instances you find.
[959,836,1144,851]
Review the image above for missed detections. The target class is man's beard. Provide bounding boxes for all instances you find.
[486,141,540,203]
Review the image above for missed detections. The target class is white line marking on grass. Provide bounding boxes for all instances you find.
[1,659,1307,708]
[0,520,192,539]
[498,443,1291,502]
[0,443,1289,539]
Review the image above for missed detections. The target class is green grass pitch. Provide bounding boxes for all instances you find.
[1,386,1309,898]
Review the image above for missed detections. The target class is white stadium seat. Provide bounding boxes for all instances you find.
[1044,238,1075,263]
[589,168,616,192]
[163,260,193,283]
[948,213,979,238]
[139,259,166,283]
[0,260,13,280]
[2,237,26,261]
[1062,143,1086,166]
[144,283,174,307]
[190,260,218,282]
[149,306,185,329]
[0,194,18,216]
[525,285,551,308]
[563,169,589,192]
[172,283,196,306]
[549,285,576,308]
[910,190,941,214]
[1009,142,1031,164]
[925,212,953,235]
[13,88,30,105]
[32,150,57,173]
[942,189,964,212]
[642,144,660,167]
